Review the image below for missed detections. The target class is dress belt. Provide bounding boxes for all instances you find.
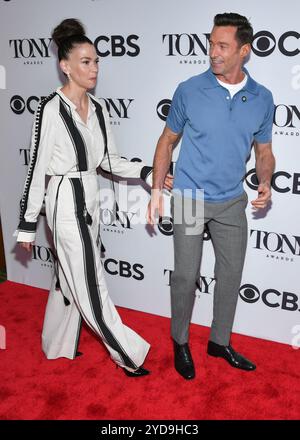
[48,169,97,178]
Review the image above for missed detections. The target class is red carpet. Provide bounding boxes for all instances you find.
[0,280,299,420]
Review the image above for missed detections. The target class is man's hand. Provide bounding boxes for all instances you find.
[19,242,34,252]
[147,189,164,225]
[252,141,275,210]
[251,182,271,209]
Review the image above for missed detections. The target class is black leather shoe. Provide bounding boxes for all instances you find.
[207,341,256,371]
[122,366,150,377]
[173,340,195,380]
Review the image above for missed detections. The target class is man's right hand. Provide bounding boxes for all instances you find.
[146,189,164,225]
[19,242,34,252]
[147,125,179,225]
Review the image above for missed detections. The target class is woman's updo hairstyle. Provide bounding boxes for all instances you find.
[52,18,94,61]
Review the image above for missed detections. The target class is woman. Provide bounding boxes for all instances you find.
[16,18,172,377]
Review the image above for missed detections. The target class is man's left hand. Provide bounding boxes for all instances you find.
[251,182,271,209]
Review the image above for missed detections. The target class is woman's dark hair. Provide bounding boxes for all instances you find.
[214,13,253,46]
[52,18,93,61]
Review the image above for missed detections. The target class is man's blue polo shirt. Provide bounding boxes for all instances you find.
[166,67,274,202]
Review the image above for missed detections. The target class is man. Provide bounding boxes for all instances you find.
[147,13,275,379]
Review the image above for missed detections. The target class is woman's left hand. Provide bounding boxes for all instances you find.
[163,173,173,191]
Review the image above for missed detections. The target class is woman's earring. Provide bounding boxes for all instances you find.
[67,72,72,82]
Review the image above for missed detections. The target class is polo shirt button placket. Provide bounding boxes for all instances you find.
[230,95,237,114]
[226,96,231,110]
[226,95,230,113]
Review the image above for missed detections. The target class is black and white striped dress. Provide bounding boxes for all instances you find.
[16,88,151,369]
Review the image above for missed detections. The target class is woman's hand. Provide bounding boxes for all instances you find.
[147,190,164,225]
[163,173,173,192]
[19,242,34,252]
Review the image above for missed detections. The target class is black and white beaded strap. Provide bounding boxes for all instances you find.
[18,92,57,231]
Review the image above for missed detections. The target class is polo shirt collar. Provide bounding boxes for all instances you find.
[203,67,259,95]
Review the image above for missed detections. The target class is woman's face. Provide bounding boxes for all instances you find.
[61,43,99,90]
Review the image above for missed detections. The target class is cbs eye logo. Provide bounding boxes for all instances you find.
[252,30,300,57]
[10,95,42,114]
[239,284,260,303]
[10,95,26,114]
[158,216,173,236]
[245,169,259,191]
[156,99,172,121]
[252,31,276,57]
[158,219,212,238]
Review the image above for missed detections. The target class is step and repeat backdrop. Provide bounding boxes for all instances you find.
[0,0,299,346]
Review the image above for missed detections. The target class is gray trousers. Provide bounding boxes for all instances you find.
[170,191,248,346]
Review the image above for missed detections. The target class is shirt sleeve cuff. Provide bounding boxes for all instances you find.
[253,136,272,144]
[15,230,36,243]
[18,220,37,232]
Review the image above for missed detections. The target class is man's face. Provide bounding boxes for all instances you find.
[209,25,248,80]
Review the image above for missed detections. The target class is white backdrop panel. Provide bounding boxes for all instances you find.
[0,0,299,346]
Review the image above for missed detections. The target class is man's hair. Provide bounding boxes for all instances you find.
[214,12,253,46]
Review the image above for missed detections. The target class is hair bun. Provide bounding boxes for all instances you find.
[52,18,86,47]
